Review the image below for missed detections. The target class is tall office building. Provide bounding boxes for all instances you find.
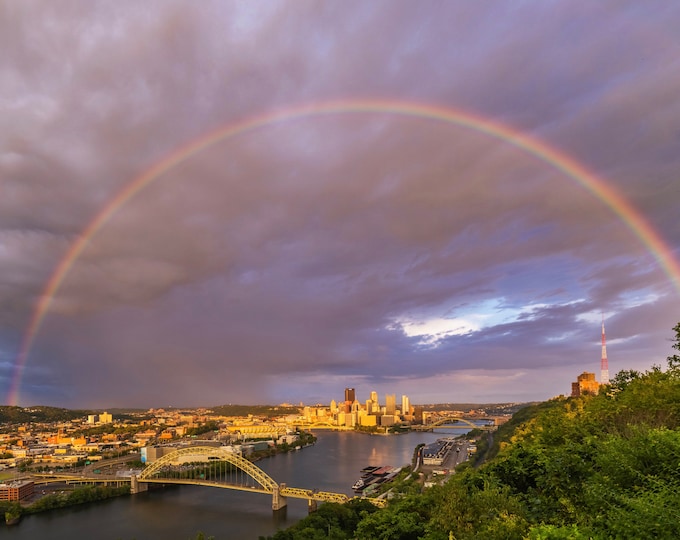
[401,395,410,416]
[368,391,379,414]
[385,394,396,415]
[344,388,356,403]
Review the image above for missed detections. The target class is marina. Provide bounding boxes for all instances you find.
[352,465,400,494]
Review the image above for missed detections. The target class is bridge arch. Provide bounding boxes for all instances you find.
[132,445,386,511]
[293,421,342,430]
[429,417,479,429]
[139,446,278,492]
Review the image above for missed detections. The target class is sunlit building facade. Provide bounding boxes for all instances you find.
[401,395,410,416]
[571,372,600,396]
[385,394,396,415]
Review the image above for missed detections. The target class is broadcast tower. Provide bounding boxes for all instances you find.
[600,315,609,385]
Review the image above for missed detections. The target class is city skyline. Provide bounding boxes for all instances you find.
[1,3,680,408]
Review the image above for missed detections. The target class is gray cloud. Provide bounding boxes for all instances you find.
[1,1,679,407]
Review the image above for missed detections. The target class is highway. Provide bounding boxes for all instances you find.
[443,440,469,469]
[416,438,470,481]
[80,452,141,476]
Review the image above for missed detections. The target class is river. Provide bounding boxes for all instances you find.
[5,427,477,539]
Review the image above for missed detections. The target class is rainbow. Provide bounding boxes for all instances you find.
[8,98,680,405]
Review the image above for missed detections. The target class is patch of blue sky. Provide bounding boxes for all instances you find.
[392,298,528,345]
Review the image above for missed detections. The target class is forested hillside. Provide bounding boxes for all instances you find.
[264,323,680,539]
[210,405,301,417]
[0,405,90,425]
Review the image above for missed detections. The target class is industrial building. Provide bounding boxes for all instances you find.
[0,480,34,501]
[422,440,455,466]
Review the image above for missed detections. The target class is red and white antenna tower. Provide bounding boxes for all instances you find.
[600,314,609,385]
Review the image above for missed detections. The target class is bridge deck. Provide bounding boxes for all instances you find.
[32,474,386,506]
[31,445,389,509]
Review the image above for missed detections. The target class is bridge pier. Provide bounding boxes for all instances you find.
[307,498,318,513]
[130,475,148,494]
[272,484,288,512]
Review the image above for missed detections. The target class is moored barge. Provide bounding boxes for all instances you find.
[352,465,399,492]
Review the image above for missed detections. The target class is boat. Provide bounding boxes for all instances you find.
[370,465,394,477]
[353,465,395,492]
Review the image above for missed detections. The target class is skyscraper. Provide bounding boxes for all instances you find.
[386,394,396,415]
[368,391,379,415]
[401,395,410,416]
[344,388,356,403]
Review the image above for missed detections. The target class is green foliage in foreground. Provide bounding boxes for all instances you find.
[261,499,379,540]
[262,324,680,540]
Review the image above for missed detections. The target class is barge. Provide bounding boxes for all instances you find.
[352,465,399,493]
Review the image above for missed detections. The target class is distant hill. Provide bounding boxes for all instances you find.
[210,404,301,417]
[0,406,91,424]
[421,402,537,415]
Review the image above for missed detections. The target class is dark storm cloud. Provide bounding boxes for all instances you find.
[1,1,679,406]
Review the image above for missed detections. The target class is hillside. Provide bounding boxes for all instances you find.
[264,323,680,539]
[0,405,91,426]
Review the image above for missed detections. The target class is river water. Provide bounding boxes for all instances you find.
[5,428,474,540]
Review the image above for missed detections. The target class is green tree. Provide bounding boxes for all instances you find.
[525,524,591,539]
[191,533,215,540]
[4,502,22,524]
[355,495,431,540]
[422,473,528,539]
[263,499,378,540]
[608,369,640,392]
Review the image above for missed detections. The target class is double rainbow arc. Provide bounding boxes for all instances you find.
[8,99,680,405]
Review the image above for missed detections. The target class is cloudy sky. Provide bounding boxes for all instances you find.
[2,2,679,408]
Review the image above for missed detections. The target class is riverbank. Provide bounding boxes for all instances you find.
[2,484,130,526]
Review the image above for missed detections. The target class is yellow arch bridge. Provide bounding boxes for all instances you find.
[411,417,496,431]
[34,446,386,512]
